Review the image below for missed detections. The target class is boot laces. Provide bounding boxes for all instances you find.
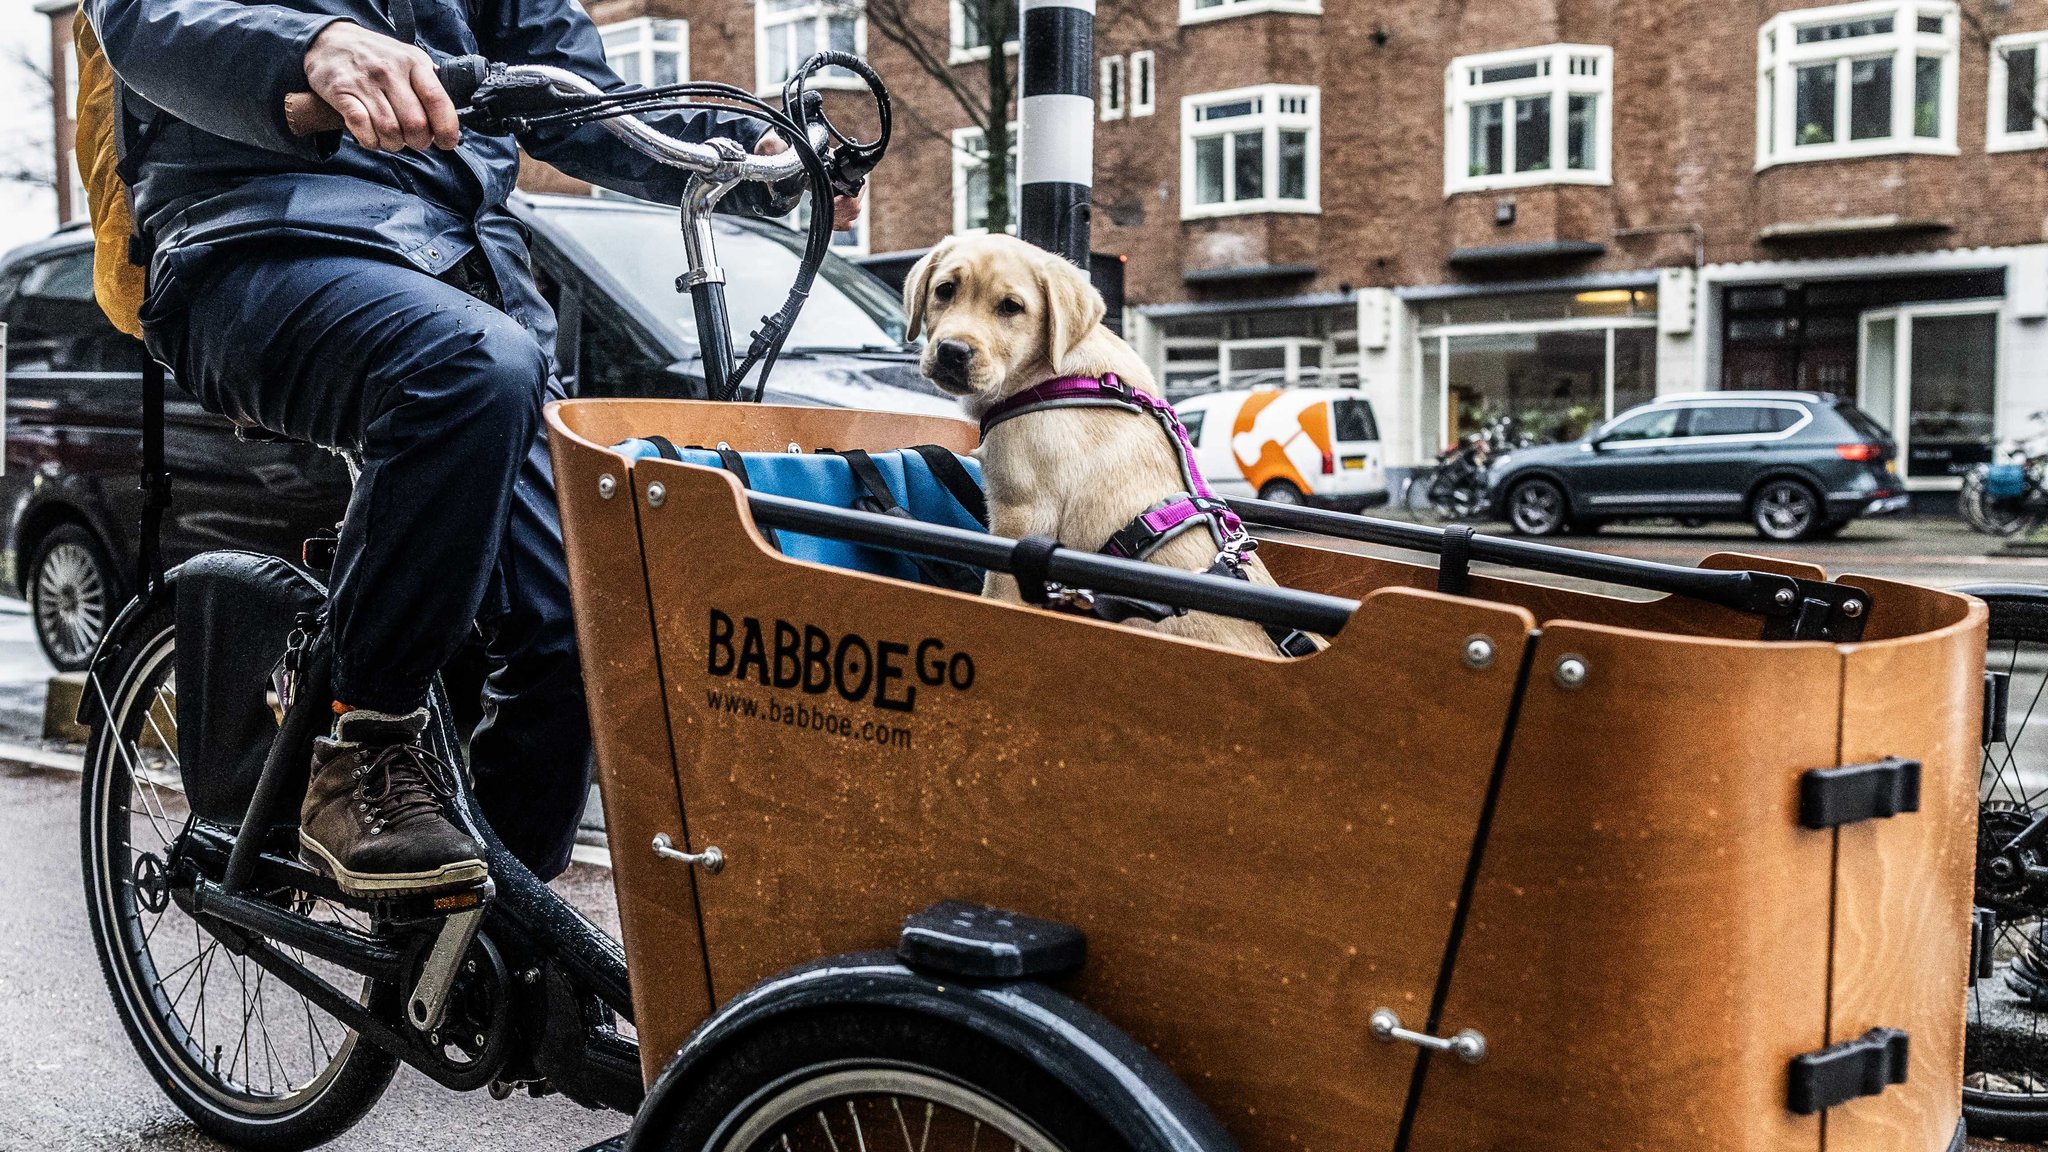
[355,743,460,834]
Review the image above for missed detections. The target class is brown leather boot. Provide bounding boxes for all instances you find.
[298,708,487,897]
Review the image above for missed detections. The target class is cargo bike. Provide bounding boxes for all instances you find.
[78,51,1988,1152]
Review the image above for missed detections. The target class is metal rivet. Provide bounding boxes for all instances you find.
[475,1034,487,1047]
[1842,599,1864,618]
[647,483,666,507]
[1774,587,1796,608]
[1463,635,1495,669]
[426,248,440,259]
[597,474,616,499]
[1554,655,1589,690]
[787,442,802,454]
[716,440,732,451]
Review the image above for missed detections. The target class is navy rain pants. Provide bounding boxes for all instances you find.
[147,248,592,880]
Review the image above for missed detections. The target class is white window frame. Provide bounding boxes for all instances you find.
[1179,0,1321,27]
[952,124,1020,235]
[947,0,1019,64]
[1756,0,1958,167]
[1180,84,1320,220]
[1131,50,1157,117]
[1990,30,2048,151]
[599,17,689,89]
[1101,55,1125,121]
[1443,43,1612,195]
[1219,337,1329,389]
[755,0,868,95]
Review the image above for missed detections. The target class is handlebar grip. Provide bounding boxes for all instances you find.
[284,55,491,138]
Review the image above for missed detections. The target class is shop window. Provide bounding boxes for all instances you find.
[600,18,687,87]
[1991,31,2048,150]
[953,125,1020,234]
[1131,51,1157,117]
[757,0,864,92]
[1757,1,1956,166]
[1181,84,1319,219]
[950,0,1018,63]
[1417,295,1659,454]
[1180,0,1320,26]
[1444,44,1611,194]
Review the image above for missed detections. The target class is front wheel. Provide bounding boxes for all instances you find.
[1258,479,1306,506]
[1506,477,1569,536]
[1750,479,1824,542]
[645,1006,1205,1152]
[81,604,399,1150]
[32,523,118,671]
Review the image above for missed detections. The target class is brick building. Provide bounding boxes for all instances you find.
[41,0,2048,491]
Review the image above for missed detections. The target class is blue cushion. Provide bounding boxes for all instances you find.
[614,440,986,586]
[1987,463,2029,500]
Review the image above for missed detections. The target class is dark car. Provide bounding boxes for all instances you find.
[0,193,947,670]
[1483,391,1908,542]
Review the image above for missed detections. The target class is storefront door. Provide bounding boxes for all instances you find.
[1858,302,2000,487]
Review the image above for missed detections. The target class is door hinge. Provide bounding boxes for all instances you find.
[1788,1027,1909,1115]
[1799,757,1920,829]
[1988,670,2012,747]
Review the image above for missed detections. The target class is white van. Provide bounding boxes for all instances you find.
[1174,388,1387,510]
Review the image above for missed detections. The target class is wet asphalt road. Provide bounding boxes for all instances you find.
[2,519,2048,1150]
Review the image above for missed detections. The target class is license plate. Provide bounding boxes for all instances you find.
[1342,457,1367,470]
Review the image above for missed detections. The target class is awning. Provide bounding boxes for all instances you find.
[1446,239,1607,266]
[1394,268,1660,302]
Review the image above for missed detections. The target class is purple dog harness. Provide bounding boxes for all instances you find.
[979,373,1317,656]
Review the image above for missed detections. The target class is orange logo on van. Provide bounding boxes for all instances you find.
[1230,390,1333,492]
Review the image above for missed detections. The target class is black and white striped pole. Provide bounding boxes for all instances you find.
[1018,0,1093,266]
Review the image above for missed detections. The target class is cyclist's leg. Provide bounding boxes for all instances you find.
[469,387,595,882]
[153,249,547,891]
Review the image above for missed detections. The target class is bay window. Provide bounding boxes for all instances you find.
[1444,44,1612,194]
[756,0,864,92]
[1991,31,2048,150]
[1757,1,1957,165]
[1180,85,1319,219]
[601,18,687,87]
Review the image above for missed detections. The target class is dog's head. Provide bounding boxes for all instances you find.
[903,234,1107,403]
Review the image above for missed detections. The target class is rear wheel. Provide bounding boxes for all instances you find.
[1506,477,1568,536]
[648,1007,1194,1152]
[1749,479,1823,542]
[80,606,398,1150]
[32,523,117,671]
[1257,479,1305,506]
[1965,588,2048,1138]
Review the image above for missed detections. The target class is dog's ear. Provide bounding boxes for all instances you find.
[1039,254,1107,374]
[902,236,956,341]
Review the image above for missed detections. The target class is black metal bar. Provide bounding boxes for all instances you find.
[222,630,332,893]
[191,878,408,982]
[1230,497,1799,619]
[138,357,169,593]
[744,492,1358,636]
[692,281,735,401]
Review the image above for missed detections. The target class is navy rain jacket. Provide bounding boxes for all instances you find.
[86,0,774,340]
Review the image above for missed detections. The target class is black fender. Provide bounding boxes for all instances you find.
[76,574,179,730]
[623,952,1241,1152]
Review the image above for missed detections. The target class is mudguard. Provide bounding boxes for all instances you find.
[76,576,178,731]
[623,953,1240,1152]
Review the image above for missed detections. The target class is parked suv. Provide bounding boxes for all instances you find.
[1484,391,1907,541]
[0,194,947,670]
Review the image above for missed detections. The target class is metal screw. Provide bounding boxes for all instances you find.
[464,960,476,974]
[1774,587,1796,608]
[1463,635,1496,670]
[597,474,616,500]
[521,969,540,985]
[787,442,802,453]
[1554,655,1589,690]
[647,482,666,507]
[1447,1029,1488,1064]
[1842,599,1865,618]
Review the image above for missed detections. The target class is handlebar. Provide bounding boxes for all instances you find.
[285,56,806,185]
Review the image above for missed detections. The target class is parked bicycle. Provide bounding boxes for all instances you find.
[1963,413,2048,537]
[1402,415,1528,524]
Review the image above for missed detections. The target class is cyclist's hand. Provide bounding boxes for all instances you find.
[304,22,461,152]
[753,132,866,230]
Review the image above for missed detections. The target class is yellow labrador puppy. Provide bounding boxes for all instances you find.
[904,233,1291,655]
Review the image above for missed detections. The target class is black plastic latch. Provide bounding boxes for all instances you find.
[1988,670,2012,747]
[1973,907,1999,984]
[898,901,1085,982]
[1799,757,1921,829]
[1788,1027,1908,1114]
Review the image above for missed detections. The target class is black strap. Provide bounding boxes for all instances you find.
[833,449,983,594]
[1438,524,1474,597]
[138,357,168,592]
[386,0,419,43]
[644,435,684,460]
[710,446,780,553]
[908,444,989,527]
[1012,535,1058,606]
